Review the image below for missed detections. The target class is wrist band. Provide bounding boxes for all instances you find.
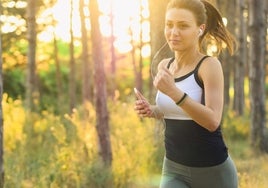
[176,93,188,106]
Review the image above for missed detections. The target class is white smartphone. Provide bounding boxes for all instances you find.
[134,87,142,100]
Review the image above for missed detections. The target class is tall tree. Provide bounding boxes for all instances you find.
[79,0,93,115]
[148,0,171,100]
[215,0,229,106]
[216,0,236,108]
[248,0,268,152]
[48,0,63,113]
[89,0,112,166]
[134,0,147,93]
[53,31,63,113]
[148,0,170,67]
[69,0,76,112]
[26,0,37,111]
[109,0,116,99]
[233,0,246,115]
[0,2,4,187]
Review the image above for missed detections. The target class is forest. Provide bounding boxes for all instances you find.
[0,0,267,187]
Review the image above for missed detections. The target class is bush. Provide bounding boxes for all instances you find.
[3,68,25,99]
[3,95,163,187]
[222,110,250,140]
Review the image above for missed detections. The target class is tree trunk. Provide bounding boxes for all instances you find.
[148,0,171,100]
[216,0,231,107]
[109,1,116,99]
[233,0,246,115]
[26,0,37,111]
[131,1,146,94]
[53,32,63,113]
[79,0,93,118]
[137,0,145,93]
[69,0,76,112]
[0,2,4,185]
[248,0,268,152]
[219,52,231,106]
[89,0,112,166]
[217,0,237,109]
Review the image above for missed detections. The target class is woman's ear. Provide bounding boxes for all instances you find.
[198,24,206,36]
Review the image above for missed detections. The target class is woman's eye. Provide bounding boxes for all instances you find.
[166,23,173,28]
[178,24,188,29]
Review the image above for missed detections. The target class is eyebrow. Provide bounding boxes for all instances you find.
[165,20,192,24]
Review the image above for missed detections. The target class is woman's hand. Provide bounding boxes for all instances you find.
[153,67,177,97]
[134,88,153,118]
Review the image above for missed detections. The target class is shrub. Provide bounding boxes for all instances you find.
[222,110,250,140]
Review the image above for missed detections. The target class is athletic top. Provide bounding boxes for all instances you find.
[155,56,228,167]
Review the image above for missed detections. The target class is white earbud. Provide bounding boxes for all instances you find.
[198,29,203,36]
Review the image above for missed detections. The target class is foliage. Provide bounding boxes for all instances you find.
[109,101,163,187]
[222,109,250,140]
[1,0,27,53]
[3,94,163,187]
[3,38,82,112]
[38,63,70,111]
[3,68,26,99]
[2,38,28,69]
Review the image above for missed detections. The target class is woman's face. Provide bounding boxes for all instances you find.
[165,8,200,52]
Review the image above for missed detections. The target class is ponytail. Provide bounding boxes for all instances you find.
[200,1,237,55]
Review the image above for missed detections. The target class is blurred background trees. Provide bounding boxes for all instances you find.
[248,0,268,152]
[0,0,267,187]
[0,1,4,186]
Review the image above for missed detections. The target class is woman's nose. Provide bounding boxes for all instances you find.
[171,27,179,35]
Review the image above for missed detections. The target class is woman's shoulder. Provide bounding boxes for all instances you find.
[200,56,221,70]
[157,57,174,71]
[198,56,223,78]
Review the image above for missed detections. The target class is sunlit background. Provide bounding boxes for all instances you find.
[0,0,231,57]
[1,0,151,56]
[39,0,151,56]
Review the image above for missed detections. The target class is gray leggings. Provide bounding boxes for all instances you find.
[160,156,238,188]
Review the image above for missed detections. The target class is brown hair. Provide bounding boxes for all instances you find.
[166,0,236,55]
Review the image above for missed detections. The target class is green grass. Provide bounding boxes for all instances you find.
[225,137,268,188]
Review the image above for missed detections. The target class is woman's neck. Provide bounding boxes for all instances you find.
[175,48,202,68]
